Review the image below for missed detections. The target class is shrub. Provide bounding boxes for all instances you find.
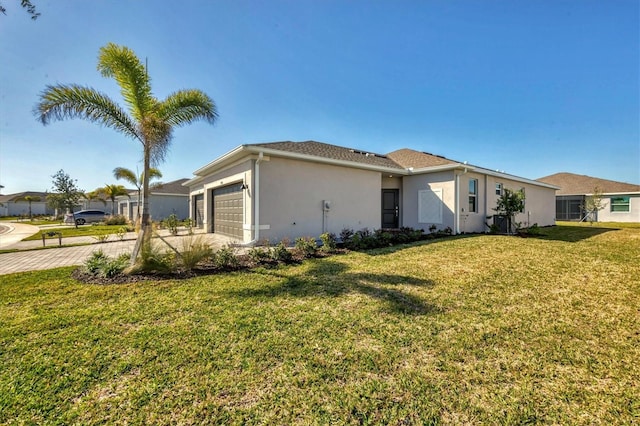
[248,246,271,264]
[271,240,293,263]
[339,228,354,245]
[374,229,393,247]
[178,235,212,271]
[213,246,239,269]
[295,237,317,258]
[105,215,128,225]
[129,242,175,274]
[84,250,129,278]
[163,214,180,235]
[319,232,337,253]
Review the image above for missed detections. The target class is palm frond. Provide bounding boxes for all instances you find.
[113,167,138,187]
[158,90,218,127]
[97,43,154,121]
[35,84,140,141]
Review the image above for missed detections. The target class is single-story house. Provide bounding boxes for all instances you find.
[116,178,190,222]
[0,191,55,217]
[537,172,640,222]
[185,141,558,244]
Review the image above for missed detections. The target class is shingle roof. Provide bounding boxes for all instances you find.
[143,179,190,195]
[249,141,404,169]
[537,172,640,195]
[248,141,462,171]
[386,148,457,169]
[0,191,49,203]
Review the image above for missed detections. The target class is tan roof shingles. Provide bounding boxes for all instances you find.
[249,141,403,169]
[537,172,640,195]
[386,148,457,169]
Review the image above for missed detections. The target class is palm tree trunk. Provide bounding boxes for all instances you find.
[130,145,153,264]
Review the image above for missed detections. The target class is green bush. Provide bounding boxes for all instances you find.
[213,246,239,269]
[271,240,293,263]
[295,237,317,258]
[163,214,180,235]
[130,242,175,274]
[248,246,271,264]
[339,228,354,245]
[319,232,337,253]
[84,250,129,278]
[105,215,128,225]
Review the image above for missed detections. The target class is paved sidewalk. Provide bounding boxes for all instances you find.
[0,223,237,275]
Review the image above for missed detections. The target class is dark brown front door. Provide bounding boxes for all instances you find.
[381,189,399,228]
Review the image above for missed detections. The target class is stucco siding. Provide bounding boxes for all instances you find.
[258,157,381,242]
[148,195,189,221]
[486,176,556,230]
[597,195,640,222]
[402,171,456,232]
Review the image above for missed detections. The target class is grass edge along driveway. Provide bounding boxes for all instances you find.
[1,224,638,424]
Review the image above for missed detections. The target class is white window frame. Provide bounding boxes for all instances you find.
[468,179,478,213]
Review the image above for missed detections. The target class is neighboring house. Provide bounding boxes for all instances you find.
[537,172,640,222]
[185,141,557,244]
[116,178,190,222]
[0,191,55,217]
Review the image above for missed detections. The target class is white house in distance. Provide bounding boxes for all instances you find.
[116,178,190,222]
[0,191,54,217]
[537,172,640,222]
[184,141,557,244]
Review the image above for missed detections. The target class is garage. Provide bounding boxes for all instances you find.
[194,194,204,228]
[212,183,244,239]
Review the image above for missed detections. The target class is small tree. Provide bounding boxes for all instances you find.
[494,188,525,234]
[47,169,83,215]
[113,166,162,223]
[581,186,606,225]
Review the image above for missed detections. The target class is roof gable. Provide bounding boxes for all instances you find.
[386,148,457,169]
[537,172,640,195]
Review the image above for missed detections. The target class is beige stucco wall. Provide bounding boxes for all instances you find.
[402,171,456,232]
[258,157,382,242]
[475,174,556,232]
[597,195,640,222]
[188,159,253,240]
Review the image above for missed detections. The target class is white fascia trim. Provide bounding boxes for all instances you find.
[243,146,405,175]
[408,163,470,174]
[149,193,189,197]
[478,168,560,190]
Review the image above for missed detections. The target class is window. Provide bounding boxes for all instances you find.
[496,183,503,196]
[610,196,630,212]
[468,179,478,213]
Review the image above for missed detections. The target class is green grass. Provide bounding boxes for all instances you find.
[22,225,132,241]
[1,225,638,424]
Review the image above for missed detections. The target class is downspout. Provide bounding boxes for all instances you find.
[454,166,469,234]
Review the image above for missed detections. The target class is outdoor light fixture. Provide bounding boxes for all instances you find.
[240,183,248,190]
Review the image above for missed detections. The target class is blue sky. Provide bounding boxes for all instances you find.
[1,0,638,194]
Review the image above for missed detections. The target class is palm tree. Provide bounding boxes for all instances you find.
[96,184,130,215]
[113,166,162,223]
[35,43,217,264]
[84,190,107,209]
[15,195,41,219]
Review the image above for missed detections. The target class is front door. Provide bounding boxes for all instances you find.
[381,189,399,228]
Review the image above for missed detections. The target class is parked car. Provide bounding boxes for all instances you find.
[72,210,106,225]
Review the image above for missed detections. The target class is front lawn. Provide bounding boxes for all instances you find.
[22,224,133,241]
[1,225,638,424]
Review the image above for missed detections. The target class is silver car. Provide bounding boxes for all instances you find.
[73,210,106,225]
